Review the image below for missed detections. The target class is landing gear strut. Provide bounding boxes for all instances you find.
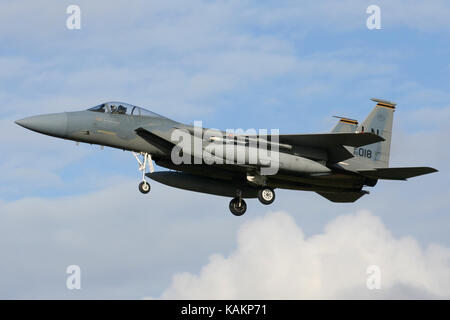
[229,189,247,216]
[133,152,154,194]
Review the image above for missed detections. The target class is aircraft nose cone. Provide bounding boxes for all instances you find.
[15,113,68,138]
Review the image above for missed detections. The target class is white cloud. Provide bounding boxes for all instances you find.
[160,210,450,299]
[0,178,251,299]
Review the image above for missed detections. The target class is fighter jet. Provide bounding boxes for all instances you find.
[15,98,437,216]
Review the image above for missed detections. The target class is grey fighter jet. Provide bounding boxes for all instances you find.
[15,98,437,216]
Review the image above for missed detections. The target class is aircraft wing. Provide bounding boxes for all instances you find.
[137,126,384,165]
[245,132,384,164]
[276,132,383,148]
[135,127,175,153]
[357,167,438,180]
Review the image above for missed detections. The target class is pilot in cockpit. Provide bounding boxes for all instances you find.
[117,105,127,114]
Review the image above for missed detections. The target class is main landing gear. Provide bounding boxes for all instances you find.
[229,190,247,216]
[133,152,154,194]
[257,187,275,205]
[229,187,276,216]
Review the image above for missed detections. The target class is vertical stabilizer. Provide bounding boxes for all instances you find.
[348,98,396,169]
[331,116,358,133]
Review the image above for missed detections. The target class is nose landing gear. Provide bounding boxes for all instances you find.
[139,181,151,194]
[133,152,154,194]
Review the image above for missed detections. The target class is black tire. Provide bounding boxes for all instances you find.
[139,181,151,194]
[257,188,275,205]
[229,198,247,216]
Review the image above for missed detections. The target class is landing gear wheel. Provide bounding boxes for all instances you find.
[229,198,247,216]
[257,188,275,205]
[133,152,154,195]
[139,181,151,194]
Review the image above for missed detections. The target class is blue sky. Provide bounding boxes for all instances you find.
[0,0,449,299]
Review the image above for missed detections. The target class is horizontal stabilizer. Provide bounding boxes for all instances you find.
[316,190,368,203]
[357,167,438,180]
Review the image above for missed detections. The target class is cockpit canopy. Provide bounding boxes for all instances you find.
[87,102,166,118]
